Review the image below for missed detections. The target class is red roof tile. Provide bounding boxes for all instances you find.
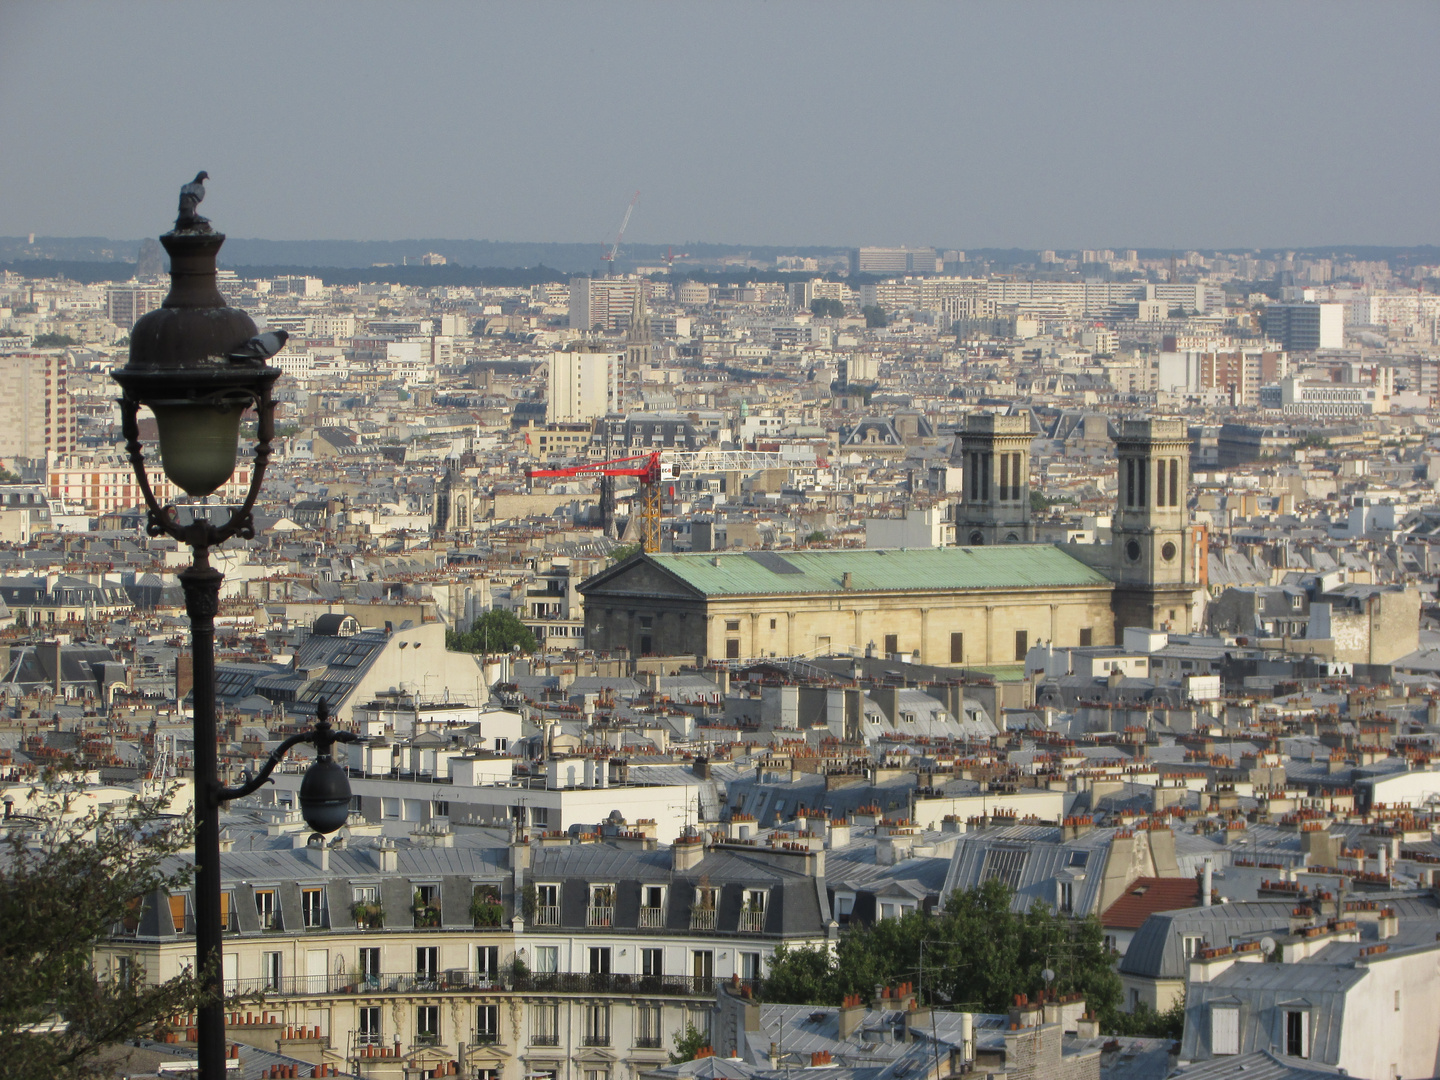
[1101,876,1201,930]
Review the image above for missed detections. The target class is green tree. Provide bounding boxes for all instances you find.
[762,943,836,1005]
[763,880,1121,1026]
[446,609,539,654]
[805,531,828,544]
[669,1020,710,1063]
[1109,996,1185,1039]
[809,298,845,319]
[608,542,642,564]
[31,333,77,349]
[0,778,203,1079]
[861,305,888,328]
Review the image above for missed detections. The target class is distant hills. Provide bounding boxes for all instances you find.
[3,235,1439,285]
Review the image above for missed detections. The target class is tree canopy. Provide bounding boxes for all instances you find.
[446,608,539,654]
[0,778,203,1079]
[762,880,1122,1027]
[809,298,845,319]
[860,305,888,328]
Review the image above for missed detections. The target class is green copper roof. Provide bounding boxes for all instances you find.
[648,545,1110,597]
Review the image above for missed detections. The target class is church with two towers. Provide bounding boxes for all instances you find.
[579,415,1207,665]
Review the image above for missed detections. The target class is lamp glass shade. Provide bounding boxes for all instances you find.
[299,756,352,834]
[148,401,246,497]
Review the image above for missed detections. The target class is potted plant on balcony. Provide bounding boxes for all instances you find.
[413,888,441,928]
[351,901,384,929]
[520,882,538,923]
[470,884,503,928]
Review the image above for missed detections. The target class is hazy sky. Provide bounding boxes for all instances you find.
[2,2,1437,250]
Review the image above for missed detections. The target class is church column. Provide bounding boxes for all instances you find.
[919,607,929,663]
[984,605,993,664]
[1049,604,1058,644]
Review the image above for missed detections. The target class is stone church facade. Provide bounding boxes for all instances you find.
[580,416,1206,663]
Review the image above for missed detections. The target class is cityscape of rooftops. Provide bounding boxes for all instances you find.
[2,4,1440,1080]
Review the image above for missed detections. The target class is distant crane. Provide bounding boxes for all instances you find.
[600,190,641,273]
[664,246,690,269]
[526,449,807,553]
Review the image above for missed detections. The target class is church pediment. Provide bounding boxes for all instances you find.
[580,556,705,601]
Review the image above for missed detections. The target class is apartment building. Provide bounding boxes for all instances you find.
[569,278,643,332]
[96,825,831,1079]
[547,347,626,424]
[48,452,251,514]
[104,284,166,329]
[0,350,75,463]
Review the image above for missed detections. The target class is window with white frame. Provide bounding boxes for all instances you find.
[301,888,324,928]
[417,1004,440,1044]
[476,1003,499,1042]
[358,1006,382,1045]
[535,945,558,973]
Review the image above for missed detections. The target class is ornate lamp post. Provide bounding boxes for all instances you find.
[111,178,357,1079]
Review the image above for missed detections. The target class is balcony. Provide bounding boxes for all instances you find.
[534,905,560,927]
[638,907,665,929]
[221,970,718,1000]
[739,909,765,933]
[472,1031,501,1046]
[582,1033,611,1048]
[415,1032,441,1047]
[636,1036,663,1049]
[532,1034,560,1047]
[586,906,614,929]
[689,907,716,931]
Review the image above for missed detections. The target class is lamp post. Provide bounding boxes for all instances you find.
[112,180,357,1080]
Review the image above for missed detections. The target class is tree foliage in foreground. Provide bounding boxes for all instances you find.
[445,608,538,654]
[669,1020,710,1063]
[764,879,1123,1029]
[0,777,203,1079]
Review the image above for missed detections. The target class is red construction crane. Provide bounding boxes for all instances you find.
[527,452,664,552]
[600,191,641,271]
[527,449,803,553]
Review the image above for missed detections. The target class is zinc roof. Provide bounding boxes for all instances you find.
[647,546,1110,597]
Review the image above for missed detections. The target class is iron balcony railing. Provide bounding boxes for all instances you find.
[739,910,765,933]
[638,907,665,929]
[533,905,561,927]
[221,971,720,999]
[531,1033,560,1047]
[689,907,716,931]
[636,1036,663,1049]
[586,905,614,928]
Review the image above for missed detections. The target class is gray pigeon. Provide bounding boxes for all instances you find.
[176,170,209,228]
[227,329,288,363]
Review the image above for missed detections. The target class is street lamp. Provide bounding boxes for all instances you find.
[111,179,358,1079]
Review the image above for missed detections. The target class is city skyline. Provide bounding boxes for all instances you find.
[2,2,1438,249]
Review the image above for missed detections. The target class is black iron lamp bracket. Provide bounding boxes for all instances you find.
[218,697,360,804]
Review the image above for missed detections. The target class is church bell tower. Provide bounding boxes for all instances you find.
[1110,418,1200,633]
[954,412,1034,545]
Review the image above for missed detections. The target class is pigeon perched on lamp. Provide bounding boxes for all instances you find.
[175,171,209,230]
[227,329,288,363]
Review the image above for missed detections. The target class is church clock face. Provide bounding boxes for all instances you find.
[1161,541,1177,562]
[1125,539,1142,563]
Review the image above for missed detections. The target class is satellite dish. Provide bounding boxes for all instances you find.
[1041,968,1055,984]
[1260,936,1276,955]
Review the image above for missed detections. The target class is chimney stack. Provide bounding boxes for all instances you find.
[374,838,397,872]
[1202,860,1213,906]
[672,834,705,872]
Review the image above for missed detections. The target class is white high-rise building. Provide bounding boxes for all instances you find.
[547,346,626,424]
[569,277,642,331]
